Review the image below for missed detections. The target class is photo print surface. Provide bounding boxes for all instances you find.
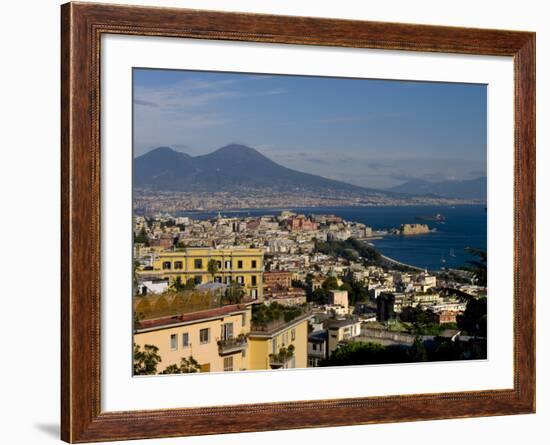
[132,68,487,376]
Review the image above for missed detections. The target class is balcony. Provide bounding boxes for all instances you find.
[269,345,295,369]
[217,334,248,355]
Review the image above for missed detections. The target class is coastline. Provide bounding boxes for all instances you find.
[138,204,486,271]
[136,202,487,216]
[379,254,426,272]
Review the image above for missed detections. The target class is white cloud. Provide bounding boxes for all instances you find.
[133,74,287,151]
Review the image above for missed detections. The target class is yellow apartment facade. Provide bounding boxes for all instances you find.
[140,247,264,301]
[134,303,252,373]
[248,312,311,370]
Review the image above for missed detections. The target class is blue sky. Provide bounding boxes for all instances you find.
[133,68,487,189]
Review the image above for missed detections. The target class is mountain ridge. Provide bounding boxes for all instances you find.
[134,144,485,202]
[388,176,487,200]
[134,144,388,195]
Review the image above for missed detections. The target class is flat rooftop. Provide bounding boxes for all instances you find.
[135,303,250,332]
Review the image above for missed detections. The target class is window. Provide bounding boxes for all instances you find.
[224,260,232,269]
[223,356,234,372]
[170,334,177,350]
[182,332,189,347]
[251,260,257,269]
[214,276,222,283]
[237,260,243,269]
[194,259,203,269]
[199,328,210,344]
[174,261,183,270]
[251,275,257,286]
[162,261,171,270]
[221,322,234,340]
[236,276,244,284]
[291,328,296,341]
[216,261,222,269]
[194,276,202,285]
[312,343,317,351]
[225,276,231,284]
[251,289,258,299]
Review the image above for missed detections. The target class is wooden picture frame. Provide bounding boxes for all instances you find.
[61,2,535,442]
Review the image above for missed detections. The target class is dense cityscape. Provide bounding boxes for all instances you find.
[133,209,487,375]
[134,187,477,214]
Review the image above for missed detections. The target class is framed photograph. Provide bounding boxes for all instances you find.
[61,2,535,442]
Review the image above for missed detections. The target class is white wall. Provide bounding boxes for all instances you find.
[0,0,546,444]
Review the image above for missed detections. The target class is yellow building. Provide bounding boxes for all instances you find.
[134,303,252,373]
[140,247,264,301]
[248,312,311,370]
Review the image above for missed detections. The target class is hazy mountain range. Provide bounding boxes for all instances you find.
[388,177,487,200]
[134,144,486,201]
[134,144,387,195]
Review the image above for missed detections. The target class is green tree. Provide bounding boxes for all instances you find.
[322,276,340,291]
[399,305,444,336]
[172,276,184,291]
[311,287,328,304]
[133,343,162,375]
[408,336,428,361]
[160,364,181,374]
[251,302,304,326]
[207,259,219,280]
[457,297,487,337]
[224,283,244,304]
[314,238,381,264]
[161,356,201,374]
[134,227,149,246]
[171,276,196,292]
[320,341,410,366]
[340,275,369,306]
[463,248,487,286]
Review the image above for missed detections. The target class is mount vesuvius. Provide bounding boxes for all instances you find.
[134,144,389,196]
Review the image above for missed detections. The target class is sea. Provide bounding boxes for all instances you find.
[175,205,487,271]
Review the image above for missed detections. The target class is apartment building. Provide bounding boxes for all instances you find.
[247,312,312,370]
[141,247,264,300]
[134,303,252,373]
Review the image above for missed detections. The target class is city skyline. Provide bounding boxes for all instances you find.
[133,68,487,189]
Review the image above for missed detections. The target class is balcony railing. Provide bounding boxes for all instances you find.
[217,335,248,355]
